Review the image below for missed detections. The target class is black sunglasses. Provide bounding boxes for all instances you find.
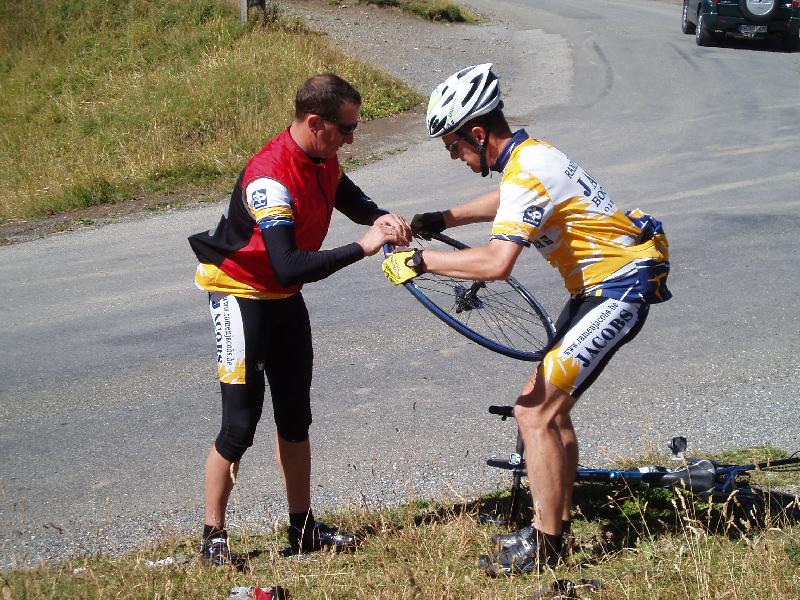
[445,139,460,154]
[444,129,475,154]
[323,117,358,135]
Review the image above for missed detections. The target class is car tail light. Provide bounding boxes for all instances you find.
[793,0,799,7]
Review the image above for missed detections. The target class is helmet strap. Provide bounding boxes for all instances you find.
[477,123,492,178]
[457,124,492,177]
[478,143,489,177]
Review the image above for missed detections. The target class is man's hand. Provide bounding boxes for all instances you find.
[382,249,423,285]
[411,211,446,239]
[358,213,411,256]
[374,213,412,244]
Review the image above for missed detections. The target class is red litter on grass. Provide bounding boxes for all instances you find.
[226,586,288,600]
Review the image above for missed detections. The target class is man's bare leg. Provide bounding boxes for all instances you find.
[514,369,576,536]
[204,446,239,528]
[275,434,311,514]
[555,413,578,523]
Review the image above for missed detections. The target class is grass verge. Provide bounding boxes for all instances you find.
[3,448,799,599]
[345,0,482,23]
[0,0,422,220]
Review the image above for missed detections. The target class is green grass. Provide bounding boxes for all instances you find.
[2,447,799,599]
[0,0,422,219]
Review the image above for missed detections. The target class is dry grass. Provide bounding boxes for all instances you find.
[349,0,482,23]
[3,474,799,599]
[0,0,421,220]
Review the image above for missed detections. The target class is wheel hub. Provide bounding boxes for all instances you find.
[453,282,485,313]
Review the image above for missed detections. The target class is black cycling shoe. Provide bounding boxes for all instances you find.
[492,524,572,558]
[287,520,359,554]
[479,528,559,576]
[491,525,534,549]
[200,535,232,566]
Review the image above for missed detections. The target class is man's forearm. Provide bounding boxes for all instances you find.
[443,190,500,228]
[421,238,523,281]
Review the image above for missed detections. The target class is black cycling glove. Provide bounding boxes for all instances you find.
[411,211,446,237]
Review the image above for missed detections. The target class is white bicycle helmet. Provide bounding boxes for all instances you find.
[426,63,502,138]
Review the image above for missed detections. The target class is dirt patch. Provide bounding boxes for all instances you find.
[0,188,221,245]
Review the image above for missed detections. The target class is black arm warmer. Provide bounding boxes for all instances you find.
[335,173,387,225]
[262,225,365,287]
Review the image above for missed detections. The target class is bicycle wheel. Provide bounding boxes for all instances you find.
[385,232,556,361]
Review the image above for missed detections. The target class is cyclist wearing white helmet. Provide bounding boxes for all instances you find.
[426,63,501,177]
[384,64,672,576]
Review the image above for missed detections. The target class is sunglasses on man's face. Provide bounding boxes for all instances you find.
[444,130,476,155]
[323,117,358,135]
[444,139,460,154]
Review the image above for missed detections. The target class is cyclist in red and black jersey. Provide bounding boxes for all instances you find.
[189,73,410,564]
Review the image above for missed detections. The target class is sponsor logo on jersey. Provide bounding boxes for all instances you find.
[250,189,268,210]
[523,205,544,227]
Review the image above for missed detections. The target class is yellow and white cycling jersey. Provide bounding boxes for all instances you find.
[491,130,671,303]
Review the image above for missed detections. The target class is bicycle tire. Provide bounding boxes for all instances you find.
[385,232,556,361]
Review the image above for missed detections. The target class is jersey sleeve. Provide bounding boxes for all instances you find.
[262,225,364,287]
[243,177,294,230]
[334,173,386,225]
[491,165,554,247]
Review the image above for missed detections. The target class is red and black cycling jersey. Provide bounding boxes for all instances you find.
[189,128,383,299]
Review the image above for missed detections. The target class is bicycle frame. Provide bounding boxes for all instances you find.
[486,404,800,522]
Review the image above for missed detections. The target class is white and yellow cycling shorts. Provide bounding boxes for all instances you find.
[543,296,649,397]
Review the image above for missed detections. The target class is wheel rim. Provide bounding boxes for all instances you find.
[407,271,554,360]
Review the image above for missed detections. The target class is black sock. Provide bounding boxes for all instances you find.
[561,520,571,537]
[289,510,315,531]
[533,527,563,557]
[203,524,226,541]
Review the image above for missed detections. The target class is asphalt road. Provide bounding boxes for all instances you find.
[2,0,799,566]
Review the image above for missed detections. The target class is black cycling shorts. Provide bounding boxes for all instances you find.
[208,292,313,461]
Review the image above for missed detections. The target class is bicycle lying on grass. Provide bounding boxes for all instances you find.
[486,407,800,525]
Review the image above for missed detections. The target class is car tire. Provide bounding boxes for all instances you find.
[695,12,714,46]
[682,1,696,34]
[738,0,777,23]
[783,33,800,53]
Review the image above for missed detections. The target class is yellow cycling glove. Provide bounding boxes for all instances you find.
[382,249,423,285]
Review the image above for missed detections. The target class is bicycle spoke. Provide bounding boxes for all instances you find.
[415,277,548,351]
